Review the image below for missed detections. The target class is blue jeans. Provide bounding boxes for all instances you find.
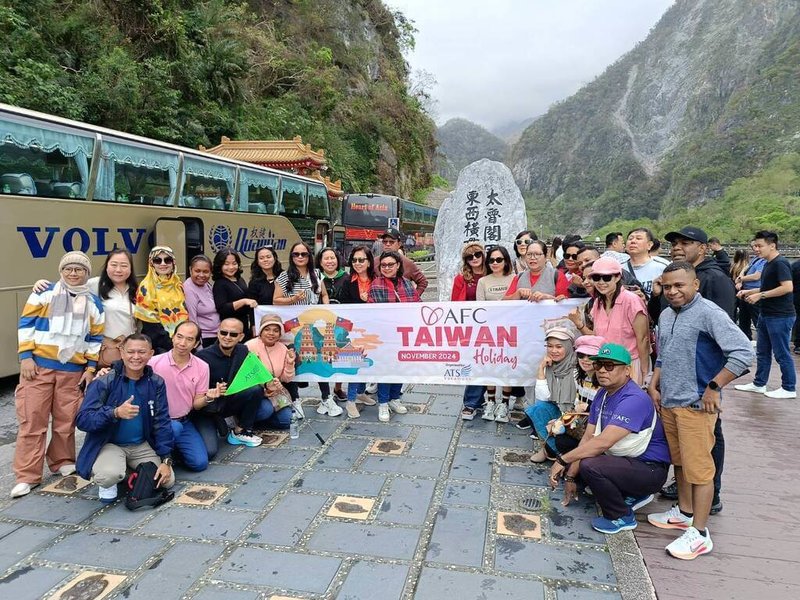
[524,401,561,453]
[754,315,796,391]
[377,383,403,404]
[255,400,292,430]
[347,382,366,401]
[462,385,486,410]
[170,419,209,471]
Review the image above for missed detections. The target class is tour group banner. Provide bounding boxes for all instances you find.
[255,300,584,387]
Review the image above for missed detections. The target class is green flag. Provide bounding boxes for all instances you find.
[225,352,273,395]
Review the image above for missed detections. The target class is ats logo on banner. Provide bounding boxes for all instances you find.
[443,364,472,381]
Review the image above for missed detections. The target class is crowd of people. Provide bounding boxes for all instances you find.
[10,222,797,562]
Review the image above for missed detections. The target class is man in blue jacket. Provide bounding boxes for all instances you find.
[76,333,175,503]
[647,262,752,560]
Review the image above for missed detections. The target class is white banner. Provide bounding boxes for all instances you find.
[255,300,583,386]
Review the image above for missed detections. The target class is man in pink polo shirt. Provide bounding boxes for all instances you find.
[149,321,222,471]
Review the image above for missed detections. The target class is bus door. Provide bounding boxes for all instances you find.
[154,217,204,278]
[314,220,330,255]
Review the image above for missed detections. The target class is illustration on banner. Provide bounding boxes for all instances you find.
[283,308,381,377]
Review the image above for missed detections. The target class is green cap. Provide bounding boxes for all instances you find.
[590,343,631,365]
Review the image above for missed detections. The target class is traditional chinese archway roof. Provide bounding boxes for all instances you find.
[200,136,344,198]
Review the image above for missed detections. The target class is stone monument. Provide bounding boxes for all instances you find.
[434,159,528,301]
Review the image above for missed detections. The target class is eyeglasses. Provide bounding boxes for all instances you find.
[218,330,241,338]
[515,239,533,246]
[590,274,615,282]
[61,266,87,274]
[594,361,623,372]
[526,253,545,259]
[464,251,483,261]
[151,256,174,265]
[564,253,580,260]
[352,257,369,264]
[488,257,505,264]
[291,252,309,258]
[380,262,398,268]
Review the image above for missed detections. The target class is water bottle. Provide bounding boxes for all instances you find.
[289,412,299,439]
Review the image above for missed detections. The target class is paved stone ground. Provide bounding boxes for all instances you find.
[0,383,634,600]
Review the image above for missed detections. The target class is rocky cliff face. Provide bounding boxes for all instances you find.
[510,0,800,230]
[436,118,509,183]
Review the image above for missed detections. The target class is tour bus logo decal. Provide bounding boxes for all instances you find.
[208,225,287,257]
[18,226,149,258]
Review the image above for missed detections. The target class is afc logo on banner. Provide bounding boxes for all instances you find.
[17,226,150,258]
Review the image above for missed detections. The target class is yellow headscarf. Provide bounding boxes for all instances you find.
[134,246,188,335]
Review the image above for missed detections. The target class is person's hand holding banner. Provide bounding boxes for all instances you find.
[225,353,273,396]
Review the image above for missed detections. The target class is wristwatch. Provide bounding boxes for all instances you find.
[161,457,173,467]
[707,380,720,392]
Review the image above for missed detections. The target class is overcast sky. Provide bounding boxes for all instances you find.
[387,0,675,132]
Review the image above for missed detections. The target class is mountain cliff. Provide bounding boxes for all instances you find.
[436,118,509,183]
[510,0,800,231]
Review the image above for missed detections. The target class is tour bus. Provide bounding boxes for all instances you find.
[0,103,332,377]
[342,193,437,259]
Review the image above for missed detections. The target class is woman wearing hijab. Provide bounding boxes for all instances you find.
[525,327,577,463]
[135,246,189,354]
[12,251,105,498]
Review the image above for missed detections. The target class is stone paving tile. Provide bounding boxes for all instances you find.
[297,470,386,496]
[89,502,160,530]
[193,586,260,600]
[423,385,465,397]
[358,455,444,478]
[376,477,436,525]
[498,464,552,487]
[173,463,250,484]
[0,566,73,600]
[427,394,464,416]
[230,447,315,466]
[0,522,18,536]
[407,428,454,458]
[1,494,102,524]
[442,480,491,507]
[214,547,341,593]
[291,419,343,447]
[547,500,606,545]
[314,438,369,469]
[222,467,297,510]
[414,566,544,599]
[337,561,409,600]
[120,541,224,599]
[39,531,167,570]
[494,538,617,585]
[388,413,454,427]
[0,524,63,572]
[458,429,532,449]
[426,506,487,567]
[399,390,435,403]
[249,493,328,546]
[450,447,494,481]
[142,506,256,541]
[341,421,413,440]
[308,522,421,560]
[555,587,623,599]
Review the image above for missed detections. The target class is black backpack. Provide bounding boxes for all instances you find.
[124,461,174,511]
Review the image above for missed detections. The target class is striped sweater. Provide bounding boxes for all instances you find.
[18,284,105,372]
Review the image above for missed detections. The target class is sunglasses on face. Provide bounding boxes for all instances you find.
[352,257,368,264]
[594,361,623,372]
[488,257,505,264]
[564,253,580,260]
[291,251,309,258]
[218,330,241,338]
[380,262,398,269]
[590,274,615,282]
[151,256,174,265]
[515,239,533,246]
[464,251,483,261]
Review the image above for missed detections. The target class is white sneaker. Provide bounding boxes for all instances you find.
[317,396,344,416]
[764,388,797,399]
[647,505,694,530]
[98,485,118,504]
[665,526,713,560]
[494,403,510,423]
[292,399,305,419]
[378,404,390,422]
[365,383,378,394]
[227,430,263,447]
[734,382,766,393]
[387,399,407,414]
[356,393,376,406]
[58,464,77,476]
[482,401,496,421]
[10,482,35,498]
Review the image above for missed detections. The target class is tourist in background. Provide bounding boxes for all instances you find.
[380,228,428,295]
[135,246,188,354]
[183,255,220,347]
[213,249,256,340]
[625,228,666,299]
[602,232,630,269]
[733,242,766,340]
[708,238,731,273]
[513,230,537,273]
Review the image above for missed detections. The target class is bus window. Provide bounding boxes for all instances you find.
[95,138,178,204]
[307,183,329,219]
[279,178,306,216]
[0,113,95,199]
[238,169,278,214]
[182,156,235,211]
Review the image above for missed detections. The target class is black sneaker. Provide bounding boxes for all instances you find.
[660,481,678,500]
[710,499,723,515]
[514,415,532,430]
